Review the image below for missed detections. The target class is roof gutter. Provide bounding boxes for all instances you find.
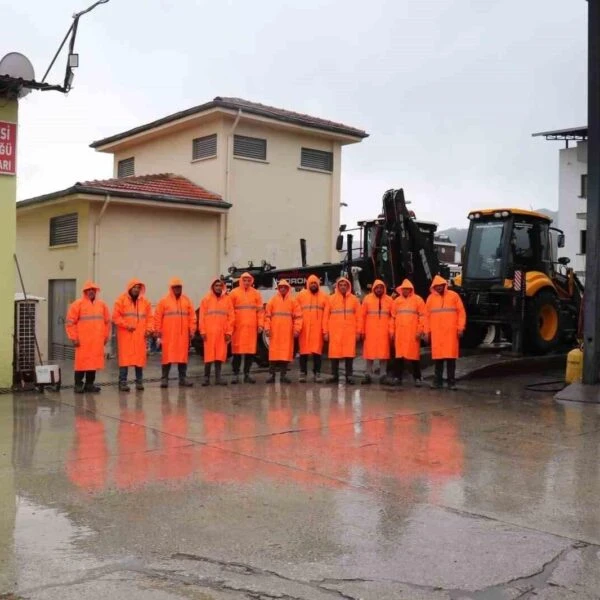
[92,194,111,282]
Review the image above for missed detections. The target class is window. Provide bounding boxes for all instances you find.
[117,157,135,178]
[49,213,78,247]
[233,135,266,161]
[301,148,333,172]
[580,230,587,255]
[192,134,217,160]
[580,174,588,198]
[464,222,505,279]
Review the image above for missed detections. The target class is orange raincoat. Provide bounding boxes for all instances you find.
[65,281,111,371]
[264,280,303,361]
[154,277,196,364]
[425,275,467,360]
[391,279,426,360]
[296,274,329,355]
[323,277,362,359]
[112,278,153,368]
[361,279,393,360]
[229,272,264,354]
[199,279,234,363]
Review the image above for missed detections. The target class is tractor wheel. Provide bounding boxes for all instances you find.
[461,324,487,349]
[525,289,561,354]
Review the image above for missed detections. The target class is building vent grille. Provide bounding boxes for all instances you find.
[234,135,267,161]
[192,134,217,160]
[117,157,135,178]
[301,148,333,172]
[49,213,78,247]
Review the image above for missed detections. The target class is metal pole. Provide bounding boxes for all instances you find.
[583,0,600,383]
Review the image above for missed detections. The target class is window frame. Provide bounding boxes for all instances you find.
[49,212,79,247]
[300,147,334,172]
[117,157,135,178]
[192,133,217,161]
[580,229,587,255]
[233,134,267,162]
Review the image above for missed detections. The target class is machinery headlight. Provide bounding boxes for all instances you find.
[501,211,509,217]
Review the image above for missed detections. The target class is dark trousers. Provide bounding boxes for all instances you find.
[162,363,188,378]
[299,353,322,374]
[74,370,95,386]
[395,358,422,381]
[269,360,290,374]
[330,358,353,378]
[232,354,253,375]
[119,366,143,383]
[434,359,456,383]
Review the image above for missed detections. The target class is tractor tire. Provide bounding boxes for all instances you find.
[525,289,561,354]
[461,323,487,349]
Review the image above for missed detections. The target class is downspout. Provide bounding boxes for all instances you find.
[224,109,242,257]
[92,194,111,281]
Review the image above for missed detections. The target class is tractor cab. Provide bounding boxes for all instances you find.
[455,208,582,354]
[460,209,559,288]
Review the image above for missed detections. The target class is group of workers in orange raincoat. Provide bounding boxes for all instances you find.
[65,272,465,392]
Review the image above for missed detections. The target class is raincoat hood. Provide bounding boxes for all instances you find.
[126,278,146,295]
[239,272,255,285]
[277,279,291,294]
[335,277,352,294]
[82,280,100,294]
[169,277,183,289]
[306,274,320,290]
[209,278,224,296]
[430,274,448,293]
[396,279,414,296]
[372,279,387,294]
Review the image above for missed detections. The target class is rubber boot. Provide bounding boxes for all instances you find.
[361,374,372,385]
[215,362,227,386]
[160,365,170,388]
[280,364,292,384]
[119,382,131,392]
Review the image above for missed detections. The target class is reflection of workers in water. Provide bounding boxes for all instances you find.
[115,397,149,490]
[66,398,108,493]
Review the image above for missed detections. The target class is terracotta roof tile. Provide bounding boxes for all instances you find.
[77,173,223,202]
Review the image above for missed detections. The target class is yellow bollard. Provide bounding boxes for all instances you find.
[565,347,583,384]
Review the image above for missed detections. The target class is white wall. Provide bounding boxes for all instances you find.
[558,142,587,279]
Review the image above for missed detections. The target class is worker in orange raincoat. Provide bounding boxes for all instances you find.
[361,279,393,385]
[113,278,153,392]
[323,277,362,385]
[425,275,467,390]
[154,277,196,388]
[199,278,234,386]
[229,272,264,384]
[65,281,111,394]
[264,280,302,383]
[390,279,426,387]
[296,274,329,382]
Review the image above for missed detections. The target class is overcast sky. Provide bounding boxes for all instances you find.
[2,0,587,229]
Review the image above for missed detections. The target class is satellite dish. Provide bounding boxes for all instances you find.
[0,52,35,98]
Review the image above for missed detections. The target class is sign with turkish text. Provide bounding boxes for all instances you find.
[0,121,17,175]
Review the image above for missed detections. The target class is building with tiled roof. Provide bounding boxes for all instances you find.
[17,97,367,361]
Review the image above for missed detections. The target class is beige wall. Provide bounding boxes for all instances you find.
[113,115,343,273]
[16,200,92,361]
[113,117,227,198]
[92,201,220,311]
[17,199,220,359]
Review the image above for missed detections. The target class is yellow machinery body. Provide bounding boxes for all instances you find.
[565,348,583,384]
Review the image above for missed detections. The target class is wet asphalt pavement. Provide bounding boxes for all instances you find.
[1,372,600,599]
